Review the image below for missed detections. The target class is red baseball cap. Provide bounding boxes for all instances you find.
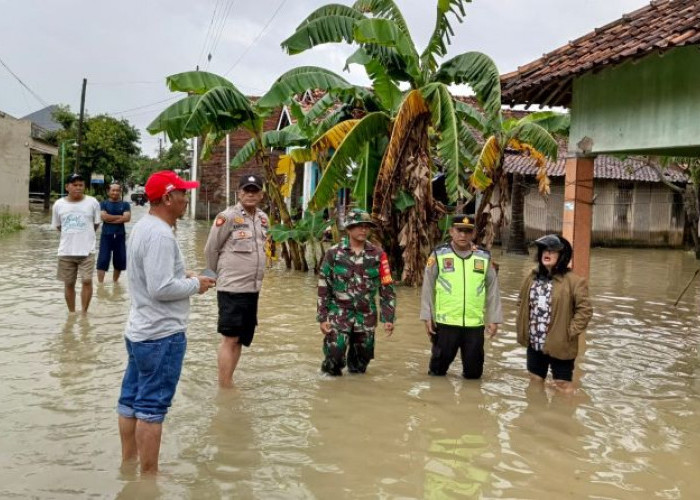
[145,170,199,201]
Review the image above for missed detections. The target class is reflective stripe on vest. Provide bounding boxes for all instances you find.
[434,250,489,327]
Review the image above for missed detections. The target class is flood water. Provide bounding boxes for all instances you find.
[1,205,699,499]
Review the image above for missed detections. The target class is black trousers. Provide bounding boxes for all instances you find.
[429,324,485,379]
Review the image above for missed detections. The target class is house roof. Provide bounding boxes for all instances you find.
[501,0,700,107]
[504,150,688,183]
[21,105,63,132]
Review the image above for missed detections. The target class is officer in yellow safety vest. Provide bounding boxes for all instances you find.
[419,214,503,379]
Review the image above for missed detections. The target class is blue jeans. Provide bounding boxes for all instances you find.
[117,332,187,423]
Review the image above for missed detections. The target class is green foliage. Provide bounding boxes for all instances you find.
[33,106,141,189]
[0,211,24,237]
[393,190,415,212]
[269,211,327,243]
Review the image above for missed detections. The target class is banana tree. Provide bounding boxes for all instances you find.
[278,0,502,285]
[464,104,567,249]
[146,70,306,269]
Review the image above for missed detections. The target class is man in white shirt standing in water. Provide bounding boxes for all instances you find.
[51,173,101,313]
[117,170,215,474]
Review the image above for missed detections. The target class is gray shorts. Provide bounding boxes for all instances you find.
[57,254,95,283]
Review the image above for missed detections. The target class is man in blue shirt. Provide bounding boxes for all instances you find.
[97,183,131,283]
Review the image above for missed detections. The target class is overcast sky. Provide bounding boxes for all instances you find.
[0,0,650,157]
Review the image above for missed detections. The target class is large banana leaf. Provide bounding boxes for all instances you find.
[182,86,259,138]
[275,154,296,198]
[258,67,353,108]
[422,83,461,202]
[353,18,422,84]
[201,130,227,159]
[166,71,235,95]
[147,95,200,140]
[454,99,488,133]
[353,0,410,35]
[519,111,570,135]
[309,112,391,210]
[372,90,430,218]
[313,119,360,153]
[352,138,384,209]
[434,51,501,118]
[420,0,470,75]
[346,48,402,113]
[282,5,364,55]
[230,128,307,168]
[470,135,499,191]
[508,121,559,161]
[230,137,259,168]
[302,92,338,128]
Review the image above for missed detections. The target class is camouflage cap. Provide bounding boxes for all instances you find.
[344,208,377,229]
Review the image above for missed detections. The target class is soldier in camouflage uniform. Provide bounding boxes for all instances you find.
[317,209,396,376]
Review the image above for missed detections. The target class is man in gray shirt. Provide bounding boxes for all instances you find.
[117,171,215,474]
[420,214,502,379]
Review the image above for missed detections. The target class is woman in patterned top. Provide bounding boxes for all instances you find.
[515,234,593,394]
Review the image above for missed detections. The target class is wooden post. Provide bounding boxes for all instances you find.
[561,155,594,279]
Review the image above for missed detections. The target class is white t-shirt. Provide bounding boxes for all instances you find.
[51,196,101,256]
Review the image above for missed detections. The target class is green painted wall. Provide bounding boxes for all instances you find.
[570,45,700,156]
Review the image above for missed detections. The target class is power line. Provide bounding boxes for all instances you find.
[223,0,289,76]
[197,0,224,67]
[109,96,180,116]
[88,80,161,86]
[206,0,237,69]
[0,55,48,107]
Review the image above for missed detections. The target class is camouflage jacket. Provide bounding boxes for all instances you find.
[317,238,396,327]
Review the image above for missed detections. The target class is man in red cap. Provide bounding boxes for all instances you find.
[117,170,216,474]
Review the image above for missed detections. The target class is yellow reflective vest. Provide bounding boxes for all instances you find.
[434,244,490,327]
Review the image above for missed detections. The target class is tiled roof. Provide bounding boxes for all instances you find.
[504,151,688,183]
[501,0,700,107]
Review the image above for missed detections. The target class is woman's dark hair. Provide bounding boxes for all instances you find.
[534,234,572,276]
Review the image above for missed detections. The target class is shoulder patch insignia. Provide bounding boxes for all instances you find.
[426,255,436,268]
[215,216,226,227]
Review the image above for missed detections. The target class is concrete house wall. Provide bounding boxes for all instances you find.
[0,113,31,215]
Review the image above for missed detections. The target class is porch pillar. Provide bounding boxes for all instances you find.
[43,153,53,211]
[561,155,594,279]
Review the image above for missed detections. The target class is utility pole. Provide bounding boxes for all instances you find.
[75,78,87,174]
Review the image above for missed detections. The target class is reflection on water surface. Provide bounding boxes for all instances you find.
[0,207,699,498]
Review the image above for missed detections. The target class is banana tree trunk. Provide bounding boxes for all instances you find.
[507,173,529,254]
[475,155,506,250]
[258,151,303,270]
[374,117,437,286]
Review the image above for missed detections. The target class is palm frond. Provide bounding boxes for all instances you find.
[519,111,570,135]
[258,67,353,108]
[302,92,338,128]
[309,112,391,210]
[434,52,501,118]
[182,85,259,137]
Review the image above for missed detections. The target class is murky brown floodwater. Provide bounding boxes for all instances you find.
[1,205,699,499]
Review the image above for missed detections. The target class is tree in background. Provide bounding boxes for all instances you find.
[40,105,141,192]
